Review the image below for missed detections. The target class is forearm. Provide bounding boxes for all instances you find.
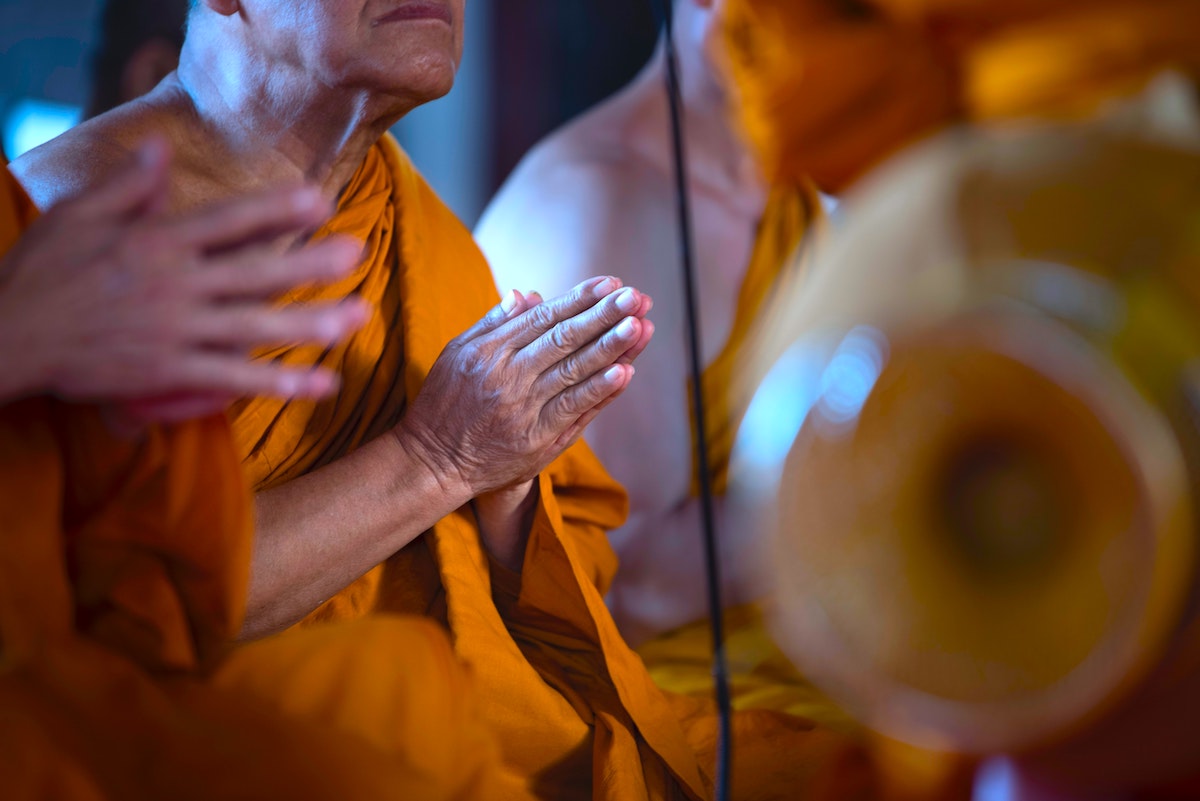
[242,429,474,639]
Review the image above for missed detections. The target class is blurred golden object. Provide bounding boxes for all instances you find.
[721,0,1200,191]
[733,112,1200,787]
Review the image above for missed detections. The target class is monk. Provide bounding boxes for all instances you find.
[477,0,848,721]
[13,1,875,799]
[0,145,532,799]
[478,0,822,654]
[87,0,189,118]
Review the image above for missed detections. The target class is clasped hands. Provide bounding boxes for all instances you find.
[397,276,654,567]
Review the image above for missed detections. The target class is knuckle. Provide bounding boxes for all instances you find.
[548,322,571,352]
[458,341,484,368]
[529,302,557,330]
[557,353,583,385]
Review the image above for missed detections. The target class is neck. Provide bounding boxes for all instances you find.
[170,25,408,198]
[629,39,765,206]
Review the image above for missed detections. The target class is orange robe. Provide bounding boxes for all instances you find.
[228,134,877,800]
[722,0,1200,192]
[0,165,529,801]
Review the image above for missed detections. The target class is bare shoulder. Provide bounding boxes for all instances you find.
[501,115,671,220]
[477,110,675,295]
[9,105,156,211]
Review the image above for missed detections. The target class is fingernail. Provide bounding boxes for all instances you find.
[615,288,638,312]
[500,290,519,316]
[604,366,623,384]
[616,317,637,338]
[594,277,618,297]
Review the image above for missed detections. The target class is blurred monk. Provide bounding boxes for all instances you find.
[12,1,875,798]
[0,143,530,799]
[479,0,817,650]
[718,0,1200,798]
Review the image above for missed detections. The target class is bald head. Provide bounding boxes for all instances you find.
[87,0,189,118]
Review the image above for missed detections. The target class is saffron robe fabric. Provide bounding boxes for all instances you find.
[721,0,1200,192]
[0,163,531,801]
[227,134,877,801]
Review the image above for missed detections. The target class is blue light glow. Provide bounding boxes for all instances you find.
[814,326,889,431]
[735,325,890,477]
[973,758,1016,801]
[3,98,81,161]
[737,341,827,473]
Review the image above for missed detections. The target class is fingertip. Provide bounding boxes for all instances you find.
[288,186,327,215]
[500,289,520,316]
[136,136,171,169]
[329,235,366,267]
[299,369,341,399]
[346,297,373,325]
[615,287,639,313]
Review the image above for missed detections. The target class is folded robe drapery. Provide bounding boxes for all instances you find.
[0,164,532,801]
[227,134,877,801]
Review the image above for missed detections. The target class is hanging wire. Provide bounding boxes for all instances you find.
[650,2,734,799]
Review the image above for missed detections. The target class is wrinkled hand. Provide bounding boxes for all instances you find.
[397,276,654,500]
[0,138,368,420]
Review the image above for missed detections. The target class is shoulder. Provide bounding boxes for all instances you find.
[477,115,675,296]
[9,112,143,212]
[488,116,672,228]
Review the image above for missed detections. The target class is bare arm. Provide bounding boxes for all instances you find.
[245,428,473,638]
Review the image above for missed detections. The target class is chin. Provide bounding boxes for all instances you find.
[369,44,460,104]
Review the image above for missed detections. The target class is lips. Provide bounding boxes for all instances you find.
[377,1,453,26]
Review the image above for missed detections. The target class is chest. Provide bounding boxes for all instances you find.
[664,192,763,368]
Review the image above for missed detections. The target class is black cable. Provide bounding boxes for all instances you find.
[650,3,734,799]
